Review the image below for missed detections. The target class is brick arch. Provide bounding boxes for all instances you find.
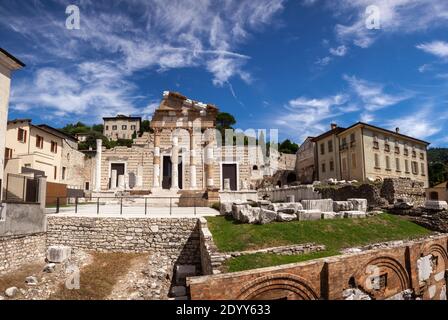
[356,256,411,299]
[237,273,319,300]
[426,244,448,264]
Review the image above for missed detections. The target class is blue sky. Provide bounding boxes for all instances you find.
[1,0,448,146]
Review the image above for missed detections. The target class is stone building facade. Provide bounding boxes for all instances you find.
[0,48,24,201]
[103,115,141,141]
[313,122,430,187]
[94,92,267,194]
[426,181,448,202]
[295,137,316,184]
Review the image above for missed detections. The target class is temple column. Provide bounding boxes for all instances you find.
[152,130,161,190]
[205,132,215,189]
[171,135,179,190]
[189,129,197,189]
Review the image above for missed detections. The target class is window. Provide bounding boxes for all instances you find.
[17,128,27,143]
[421,163,426,176]
[112,125,117,130]
[321,162,326,173]
[51,141,58,153]
[341,137,347,150]
[54,166,57,180]
[5,148,13,160]
[131,125,136,130]
[395,158,401,172]
[330,160,334,171]
[374,154,380,169]
[122,125,127,130]
[106,126,109,130]
[351,153,357,169]
[36,135,44,149]
[373,135,379,149]
[395,146,400,154]
[384,138,390,152]
[62,167,67,180]
[85,182,90,191]
[420,153,424,160]
[320,143,325,155]
[328,140,333,153]
[412,149,416,158]
[405,159,410,173]
[350,133,355,142]
[412,161,419,175]
[385,156,391,170]
[404,148,409,156]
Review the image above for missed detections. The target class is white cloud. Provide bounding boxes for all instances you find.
[344,75,411,111]
[315,56,332,66]
[1,0,285,116]
[417,41,448,59]
[333,1,448,48]
[418,64,432,73]
[385,108,442,139]
[360,112,374,123]
[329,45,348,56]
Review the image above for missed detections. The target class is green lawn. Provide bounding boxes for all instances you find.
[206,214,433,272]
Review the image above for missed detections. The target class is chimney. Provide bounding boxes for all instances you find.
[331,123,338,130]
[396,127,400,133]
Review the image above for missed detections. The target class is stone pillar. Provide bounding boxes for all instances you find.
[118,175,125,190]
[95,139,102,192]
[189,129,197,189]
[152,130,161,190]
[171,135,179,190]
[38,176,47,210]
[205,142,215,189]
[110,170,118,190]
[136,165,143,188]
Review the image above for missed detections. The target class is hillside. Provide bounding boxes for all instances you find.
[428,148,448,187]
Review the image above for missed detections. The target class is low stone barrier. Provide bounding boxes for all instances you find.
[0,233,47,275]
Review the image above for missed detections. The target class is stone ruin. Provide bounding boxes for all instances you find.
[220,198,379,225]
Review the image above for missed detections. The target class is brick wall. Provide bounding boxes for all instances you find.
[46,216,202,270]
[188,234,448,300]
[0,233,46,275]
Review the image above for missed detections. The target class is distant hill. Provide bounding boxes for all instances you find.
[428,148,448,187]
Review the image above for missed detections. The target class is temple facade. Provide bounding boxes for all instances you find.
[94,92,268,195]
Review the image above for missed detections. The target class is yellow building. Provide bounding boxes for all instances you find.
[4,119,77,184]
[103,115,141,141]
[313,122,430,187]
[0,48,24,200]
[426,181,448,202]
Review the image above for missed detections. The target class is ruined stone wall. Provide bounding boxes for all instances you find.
[46,216,202,270]
[61,140,92,190]
[101,145,153,191]
[381,178,426,206]
[316,183,386,209]
[188,234,448,300]
[0,233,46,275]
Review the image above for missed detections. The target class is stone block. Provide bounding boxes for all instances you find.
[424,200,448,211]
[297,210,322,221]
[348,199,368,212]
[258,209,278,225]
[333,201,354,212]
[5,287,18,298]
[25,276,38,286]
[321,212,339,220]
[46,246,72,263]
[286,195,295,203]
[301,199,333,212]
[342,211,367,219]
[239,207,261,224]
[220,202,233,216]
[277,213,297,222]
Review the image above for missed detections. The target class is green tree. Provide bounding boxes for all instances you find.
[278,139,299,154]
[216,112,236,131]
[140,120,151,133]
[91,124,104,133]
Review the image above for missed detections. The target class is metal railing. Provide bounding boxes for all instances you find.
[46,196,215,216]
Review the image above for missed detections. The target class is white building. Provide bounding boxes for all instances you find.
[0,49,25,200]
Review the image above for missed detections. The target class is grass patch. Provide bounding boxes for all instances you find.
[207,213,433,272]
[50,252,145,300]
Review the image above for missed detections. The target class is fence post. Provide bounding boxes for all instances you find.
[56,197,60,214]
[97,197,100,215]
[120,197,123,215]
[194,197,197,216]
[22,176,26,202]
[170,197,172,216]
[145,198,147,216]
[75,197,78,214]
